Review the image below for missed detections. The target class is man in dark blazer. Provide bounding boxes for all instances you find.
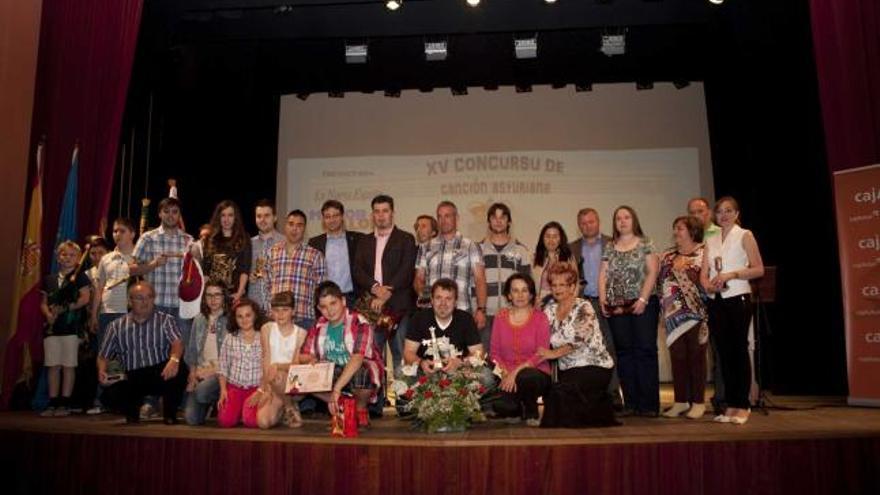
[308,199,365,306]
[569,207,622,410]
[353,194,417,417]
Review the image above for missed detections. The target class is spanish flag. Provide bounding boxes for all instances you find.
[1,141,45,408]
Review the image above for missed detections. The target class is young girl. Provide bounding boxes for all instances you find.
[183,280,229,425]
[217,298,265,428]
[39,241,91,417]
[254,291,308,429]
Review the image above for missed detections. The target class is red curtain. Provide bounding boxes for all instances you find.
[810,0,880,172]
[30,0,143,269]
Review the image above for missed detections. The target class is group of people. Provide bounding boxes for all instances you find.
[38,191,763,428]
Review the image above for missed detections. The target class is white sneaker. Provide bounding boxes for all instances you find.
[54,406,70,417]
[662,402,691,418]
[86,406,106,415]
[39,407,56,417]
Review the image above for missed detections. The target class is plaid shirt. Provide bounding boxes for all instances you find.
[133,226,193,308]
[248,230,286,312]
[265,242,326,322]
[416,232,483,312]
[99,310,181,371]
[218,333,263,388]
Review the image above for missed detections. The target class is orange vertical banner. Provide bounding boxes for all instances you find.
[834,164,880,406]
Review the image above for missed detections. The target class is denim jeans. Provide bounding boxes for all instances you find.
[184,375,220,425]
[608,296,660,414]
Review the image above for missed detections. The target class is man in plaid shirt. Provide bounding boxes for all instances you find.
[265,209,326,329]
[131,197,194,341]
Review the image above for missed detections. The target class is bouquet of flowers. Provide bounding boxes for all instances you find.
[391,340,489,433]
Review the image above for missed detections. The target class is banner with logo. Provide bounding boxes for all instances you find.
[833,164,880,406]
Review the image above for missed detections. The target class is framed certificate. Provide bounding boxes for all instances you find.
[285,362,334,394]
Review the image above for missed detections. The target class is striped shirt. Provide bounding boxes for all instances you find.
[218,333,263,388]
[95,250,134,314]
[133,226,193,308]
[479,239,532,316]
[416,232,483,312]
[265,242,327,322]
[248,230,285,312]
[99,310,181,371]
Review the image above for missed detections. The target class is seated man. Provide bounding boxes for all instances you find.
[296,281,384,426]
[403,278,496,393]
[97,281,188,424]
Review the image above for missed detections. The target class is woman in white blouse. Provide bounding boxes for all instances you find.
[700,196,764,425]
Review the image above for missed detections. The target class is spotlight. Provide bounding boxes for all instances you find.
[451,85,468,96]
[600,34,625,56]
[466,0,480,7]
[575,82,593,92]
[544,0,557,3]
[515,84,533,93]
[673,80,690,89]
[384,89,401,98]
[636,81,654,90]
[345,43,368,64]
[386,0,402,10]
[514,36,538,59]
[425,41,448,61]
[709,0,724,4]
[328,91,344,98]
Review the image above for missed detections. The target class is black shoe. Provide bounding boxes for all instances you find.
[636,410,659,418]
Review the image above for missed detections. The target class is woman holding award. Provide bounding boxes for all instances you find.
[701,197,764,425]
[297,281,384,427]
[598,206,660,417]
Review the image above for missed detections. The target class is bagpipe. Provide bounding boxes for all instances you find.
[45,244,90,335]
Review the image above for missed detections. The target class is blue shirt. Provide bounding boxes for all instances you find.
[581,239,603,298]
[325,234,354,293]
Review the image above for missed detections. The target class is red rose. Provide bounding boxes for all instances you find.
[418,376,429,384]
[439,379,452,389]
[478,386,487,395]
[403,389,415,400]
[459,388,469,397]
[423,390,434,399]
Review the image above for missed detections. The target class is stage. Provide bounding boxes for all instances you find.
[2,392,879,495]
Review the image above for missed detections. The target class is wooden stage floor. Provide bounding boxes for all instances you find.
[2,393,879,495]
[1,393,878,446]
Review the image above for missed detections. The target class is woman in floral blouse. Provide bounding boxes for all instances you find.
[598,206,660,417]
[658,216,708,419]
[538,264,617,427]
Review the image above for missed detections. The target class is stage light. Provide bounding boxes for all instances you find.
[709,0,724,4]
[384,89,401,97]
[544,0,557,3]
[328,91,344,98]
[386,0,402,10]
[345,43,368,64]
[425,41,448,61]
[575,82,593,92]
[466,0,480,7]
[673,80,691,89]
[600,34,625,56]
[515,84,533,93]
[636,81,654,90]
[451,85,468,96]
[514,36,538,59]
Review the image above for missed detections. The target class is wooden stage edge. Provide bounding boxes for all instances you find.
[1,394,879,447]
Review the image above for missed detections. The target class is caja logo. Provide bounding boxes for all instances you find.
[862,286,880,297]
[854,187,880,204]
[857,234,880,251]
[866,332,880,343]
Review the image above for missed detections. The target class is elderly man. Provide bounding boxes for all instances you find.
[97,281,187,424]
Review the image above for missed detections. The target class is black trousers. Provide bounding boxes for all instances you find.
[106,362,188,422]
[492,368,551,420]
[707,294,753,409]
[541,366,618,428]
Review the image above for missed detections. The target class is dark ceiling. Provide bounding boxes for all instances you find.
[143,0,730,95]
